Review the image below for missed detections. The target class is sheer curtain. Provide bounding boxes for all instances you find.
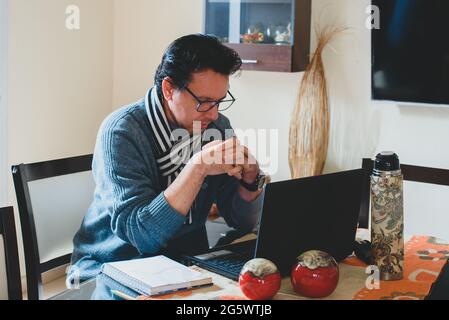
[0,0,8,207]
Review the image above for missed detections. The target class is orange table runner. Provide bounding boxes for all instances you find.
[353,235,449,300]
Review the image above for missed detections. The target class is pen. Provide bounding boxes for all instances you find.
[111,290,137,300]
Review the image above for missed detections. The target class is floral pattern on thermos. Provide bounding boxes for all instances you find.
[370,174,404,280]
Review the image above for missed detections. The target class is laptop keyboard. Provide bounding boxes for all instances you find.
[182,239,257,281]
[185,249,254,281]
[204,254,248,275]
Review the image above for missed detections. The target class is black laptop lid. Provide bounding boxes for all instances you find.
[255,169,366,276]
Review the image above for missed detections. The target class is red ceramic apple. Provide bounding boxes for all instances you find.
[291,250,339,298]
[239,258,281,300]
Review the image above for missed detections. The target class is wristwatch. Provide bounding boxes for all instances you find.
[240,173,271,192]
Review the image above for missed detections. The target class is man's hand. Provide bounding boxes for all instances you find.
[165,138,260,216]
[239,144,260,184]
[224,139,260,184]
[188,138,245,177]
[188,138,260,181]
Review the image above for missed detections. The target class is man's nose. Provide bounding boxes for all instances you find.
[205,106,219,121]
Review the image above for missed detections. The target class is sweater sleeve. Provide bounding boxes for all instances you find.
[93,113,186,255]
[216,176,264,232]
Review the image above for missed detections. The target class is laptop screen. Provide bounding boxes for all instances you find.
[254,169,366,276]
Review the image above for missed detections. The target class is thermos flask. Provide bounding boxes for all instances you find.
[370,152,404,281]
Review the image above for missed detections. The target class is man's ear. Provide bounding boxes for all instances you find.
[161,77,175,102]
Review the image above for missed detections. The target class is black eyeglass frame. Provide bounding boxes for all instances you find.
[184,87,236,112]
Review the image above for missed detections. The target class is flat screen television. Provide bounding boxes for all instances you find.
[372,0,449,106]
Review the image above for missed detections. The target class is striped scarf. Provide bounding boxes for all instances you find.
[145,87,203,224]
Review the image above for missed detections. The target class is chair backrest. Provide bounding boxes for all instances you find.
[11,155,94,300]
[360,158,449,239]
[0,206,22,300]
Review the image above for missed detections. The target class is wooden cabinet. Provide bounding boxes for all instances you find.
[204,0,311,72]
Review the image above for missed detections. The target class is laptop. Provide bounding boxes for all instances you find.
[183,169,367,281]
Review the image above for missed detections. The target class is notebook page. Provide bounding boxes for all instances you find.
[104,255,210,292]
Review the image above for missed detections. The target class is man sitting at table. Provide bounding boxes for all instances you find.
[67,34,265,285]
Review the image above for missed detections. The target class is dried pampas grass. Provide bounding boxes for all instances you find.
[289,26,346,179]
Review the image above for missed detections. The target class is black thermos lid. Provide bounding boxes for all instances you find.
[374,152,400,171]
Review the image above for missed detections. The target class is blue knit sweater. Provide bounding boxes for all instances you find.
[67,97,264,283]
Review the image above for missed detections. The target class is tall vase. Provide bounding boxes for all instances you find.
[288,27,343,178]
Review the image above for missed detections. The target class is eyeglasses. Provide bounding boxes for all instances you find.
[184,87,236,112]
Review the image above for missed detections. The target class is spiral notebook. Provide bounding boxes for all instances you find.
[101,255,212,296]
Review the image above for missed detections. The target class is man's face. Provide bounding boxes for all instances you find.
[165,69,229,133]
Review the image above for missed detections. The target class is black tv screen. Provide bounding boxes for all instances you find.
[372,0,449,105]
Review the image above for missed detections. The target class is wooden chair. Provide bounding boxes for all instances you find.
[11,155,94,300]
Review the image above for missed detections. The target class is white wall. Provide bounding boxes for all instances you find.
[7,0,114,275]
[8,0,113,169]
[113,0,205,107]
[0,0,7,207]
[112,0,449,238]
[7,0,114,201]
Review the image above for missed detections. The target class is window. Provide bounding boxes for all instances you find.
[0,0,8,206]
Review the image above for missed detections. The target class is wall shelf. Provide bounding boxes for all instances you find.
[205,0,311,72]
